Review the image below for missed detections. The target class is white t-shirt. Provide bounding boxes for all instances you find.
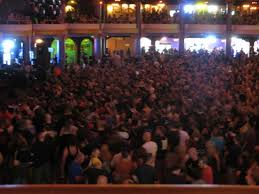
[179,130,190,147]
[142,141,158,166]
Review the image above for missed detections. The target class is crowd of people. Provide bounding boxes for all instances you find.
[233,12,259,25]
[184,13,226,24]
[143,9,179,24]
[0,49,259,185]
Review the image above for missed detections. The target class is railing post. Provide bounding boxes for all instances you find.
[179,0,185,54]
[226,0,233,57]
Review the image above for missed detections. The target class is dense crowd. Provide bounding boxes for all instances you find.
[233,12,259,25]
[184,13,226,24]
[0,50,259,185]
[143,9,179,24]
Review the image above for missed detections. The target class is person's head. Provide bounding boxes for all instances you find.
[0,152,3,166]
[246,166,259,185]
[74,152,85,164]
[91,148,101,158]
[143,131,152,143]
[45,113,52,124]
[155,126,165,137]
[133,147,148,166]
[38,132,45,142]
[97,175,108,184]
[188,147,198,161]
[206,141,217,156]
[68,143,78,156]
[101,144,110,154]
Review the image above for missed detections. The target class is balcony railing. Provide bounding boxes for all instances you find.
[0,185,259,194]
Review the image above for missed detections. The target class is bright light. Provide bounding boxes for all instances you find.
[65,5,74,12]
[195,3,207,11]
[129,4,136,10]
[122,4,128,9]
[141,37,152,52]
[231,11,235,15]
[111,3,119,7]
[99,1,103,5]
[107,5,113,14]
[231,37,250,56]
[35,39,44,44]
[161,37,167,41]
[208,5,218,13]
[250,6,257,10]
[185,37,225,52]
[206,35,217,44]
[157,3,165,9]
[170,10,176,17]
[184,4,195,14]
[2,39,15,65]
[155,40,171,53]
[2,40,15,50]
[242,4,250,8]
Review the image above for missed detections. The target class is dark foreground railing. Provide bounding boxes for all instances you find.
[0,185,259,194]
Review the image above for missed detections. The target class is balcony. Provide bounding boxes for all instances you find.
[0,24,32,36]
[142,24,179,35]
[185,24,227,35]
[103,24,137,35]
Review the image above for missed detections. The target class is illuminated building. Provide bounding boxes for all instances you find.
[0,0,259,66]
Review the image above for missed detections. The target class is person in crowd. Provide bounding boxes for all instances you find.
[132,152,158,184]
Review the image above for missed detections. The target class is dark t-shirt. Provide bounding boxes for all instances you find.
[85,167,108,184]
[134,164,157,184]
[167,130,180,151]
[185,158,199,175]
[165,173,186,184]
[154,136,166,160]
[31,141,52,167]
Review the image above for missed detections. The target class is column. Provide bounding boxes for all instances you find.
[75,39,81,65]
[179,1,185,54]
[58,35,65,67]
[135,1,142,57]
[94,35,102,59]
[23,35,31,65]
[151,37,156,47]
[59,0,66,23]
[226,1,233,57]
[248,37,257,56]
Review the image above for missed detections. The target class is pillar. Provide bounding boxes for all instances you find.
[58,35,65,67]
[23,35,31,65]
[59,0,66,23]
[151,37,156,47]
[226,1,233,57]
[75,39,81,65]
[135,1,142,57]
[94,35,102,59]
[248,37,257,56]
[179,1,185,54]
